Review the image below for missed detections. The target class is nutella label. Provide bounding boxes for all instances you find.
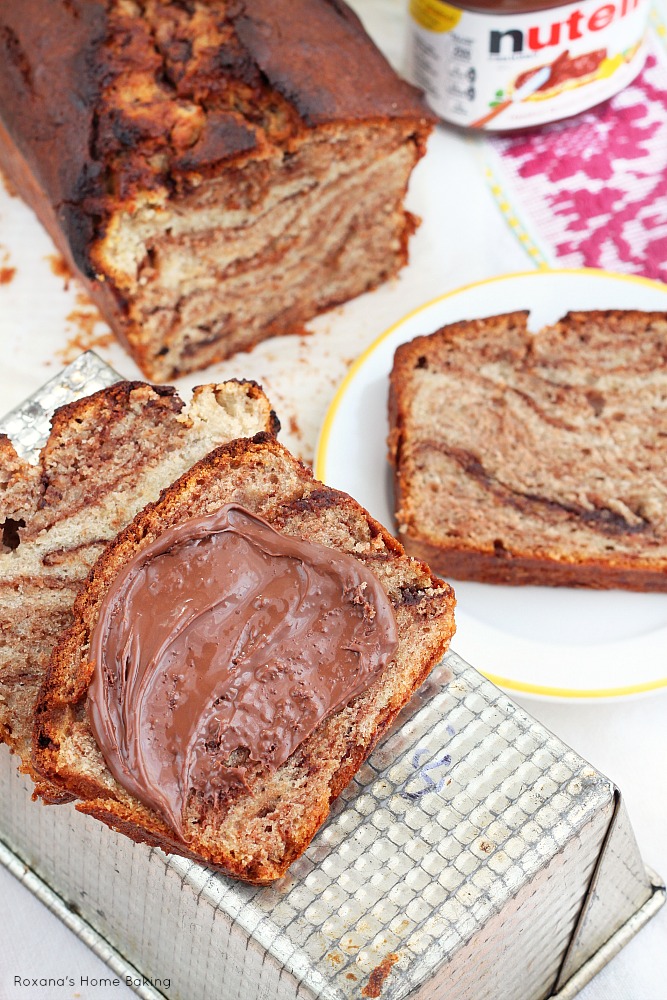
[87,504,398,839]
[407,0,649,129]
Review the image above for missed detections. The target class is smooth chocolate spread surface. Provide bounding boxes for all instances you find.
[87,504,398,838]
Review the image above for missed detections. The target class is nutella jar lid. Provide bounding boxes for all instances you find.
[407,0,650,131]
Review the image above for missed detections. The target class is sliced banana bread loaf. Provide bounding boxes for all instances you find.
[0,379,276,800]
[0,0,433,380]
[388,309,667,588]
[34,436,455,881]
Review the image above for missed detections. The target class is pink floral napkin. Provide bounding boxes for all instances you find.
[486,24,667,282]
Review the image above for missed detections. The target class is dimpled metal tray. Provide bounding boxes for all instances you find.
[0,354,664,1000]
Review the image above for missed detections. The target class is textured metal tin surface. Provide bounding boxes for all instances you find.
[0,355,663,1000]
[0,837,164,1000]
[0,351,121,462]
[555,793,656,990]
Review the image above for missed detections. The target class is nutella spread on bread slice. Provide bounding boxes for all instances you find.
[35,436,455,882]
[88,504,398,838]
[0,379,276,803]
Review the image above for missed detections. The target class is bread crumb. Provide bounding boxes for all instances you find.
[47,253,73,289]
[288,415,301,439]
[361,953,399,998]
[66,305,102,338]
[0,167,16,198]
[0,246,15,285]
[58,295,114,362]
[57,326,115,363]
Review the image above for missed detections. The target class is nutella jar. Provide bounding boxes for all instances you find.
[407,0,650,130]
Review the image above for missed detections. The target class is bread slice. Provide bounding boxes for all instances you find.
[0,0,433,380]
[0,379,276,801]
[388,309,667,588]
[34,436,455,882]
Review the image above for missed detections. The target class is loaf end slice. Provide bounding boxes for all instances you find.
[34,436,455,881]
[389,309,667,589]
[0,378,277,800]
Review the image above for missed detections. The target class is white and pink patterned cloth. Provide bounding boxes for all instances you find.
[488,32,667,281]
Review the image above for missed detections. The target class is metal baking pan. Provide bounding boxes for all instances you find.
[0,354,664,1000]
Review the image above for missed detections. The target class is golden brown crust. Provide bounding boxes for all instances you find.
[389,309,667,590]
[34,436,456,882]
[402,537,667,590]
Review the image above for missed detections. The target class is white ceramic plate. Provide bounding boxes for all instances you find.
[315,269,667,701]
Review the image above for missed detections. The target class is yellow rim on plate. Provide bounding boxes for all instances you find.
[315,268,667,700]
[483,671,667,699]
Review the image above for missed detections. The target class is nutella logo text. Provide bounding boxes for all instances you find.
[489,0,641,55]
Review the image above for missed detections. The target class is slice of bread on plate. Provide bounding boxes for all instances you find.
[34,435,456,883]
[0,378,276,801]
[388,309,667,588]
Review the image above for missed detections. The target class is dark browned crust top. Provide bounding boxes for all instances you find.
[232,0,428,126]
[0,0,432,279]
[0,1,107,276]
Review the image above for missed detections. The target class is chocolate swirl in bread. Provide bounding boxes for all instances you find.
[0,0,433,380]
[35,436,455,882]
[0,379,276,801]
[388,309,667,588]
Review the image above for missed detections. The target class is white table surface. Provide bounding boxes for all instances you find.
[0,3,666,999]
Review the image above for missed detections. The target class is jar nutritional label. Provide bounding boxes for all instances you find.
[407,0,650,130]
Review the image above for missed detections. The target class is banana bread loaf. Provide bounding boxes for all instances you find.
[388,309,667,589]
[34,435,456,881]
[0,0,433,380]
[0,378,276,801]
